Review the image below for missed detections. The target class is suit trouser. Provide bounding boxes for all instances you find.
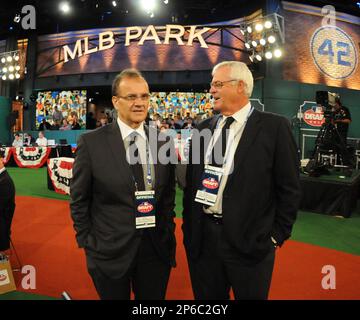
[187,216,275,300]
[88,230,171,300]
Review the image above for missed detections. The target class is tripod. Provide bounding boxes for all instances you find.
[305,115,354,176]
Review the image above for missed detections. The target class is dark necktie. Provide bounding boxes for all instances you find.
[128,132,145,191]
[210,116,235,167]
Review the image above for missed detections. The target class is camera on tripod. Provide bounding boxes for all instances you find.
[316,91,340,122]
[304,91,354,177]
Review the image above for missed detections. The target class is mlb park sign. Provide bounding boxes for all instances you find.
[310,25,358,79]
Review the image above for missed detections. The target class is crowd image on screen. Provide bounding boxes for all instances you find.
[147,92,214,132]
[35,90,87,130]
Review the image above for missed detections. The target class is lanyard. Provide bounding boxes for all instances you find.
[205,106,254,165]
[129,133,153,191]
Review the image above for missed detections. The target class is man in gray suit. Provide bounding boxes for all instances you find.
[70,69,176,300]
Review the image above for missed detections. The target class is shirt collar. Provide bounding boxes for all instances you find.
[117,117,147,141]
[0,167,6,175]
[221,102,252,125]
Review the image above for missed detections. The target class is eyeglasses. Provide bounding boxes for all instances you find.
[210,79,239,89]
[117,93,151,101]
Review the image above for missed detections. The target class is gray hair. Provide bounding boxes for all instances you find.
[111,68,147,96]
[212,61,254,97]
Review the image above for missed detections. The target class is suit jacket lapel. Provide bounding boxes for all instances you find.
[106,121,135,192]
[226,109,262,186]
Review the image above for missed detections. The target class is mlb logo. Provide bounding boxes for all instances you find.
[0,269,10,286]
[0,260,16,294]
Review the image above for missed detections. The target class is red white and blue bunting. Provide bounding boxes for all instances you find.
[12,147,51,168]
[47,157,74,195]
[2,147,13,165]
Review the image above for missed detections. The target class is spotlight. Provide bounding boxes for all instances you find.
[141,0,156,13]
[1,57,5,63]
[59,2,71,14]
[9,66,14,72]
[265,51,273,59]
[246,26,252,33]
[2,67,7,73]
[9,73,15,80]
[6,56,12,62]
[15,65,20,71]
[240,29,245,35]
[15,73,20,79]
[255,23,263,32]
[251,40,258,47]
[274,49,282,58]
[255,54,262,61]
[268,35,276,44]
[245,42,251,49]
[112,1,117,7]
[2,75,6,80]
[249,54,254,62]
[164,0,169,4]
[150,12,154,18]
[14,14,21,23]
[259,38,266,46]
[264,21,272,29]
[14,55,19,61]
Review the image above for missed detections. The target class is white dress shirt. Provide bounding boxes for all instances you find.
[36,137,48,147]
[204,102,252,215]
[117,117,155,189]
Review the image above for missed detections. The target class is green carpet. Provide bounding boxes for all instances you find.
[6,167,360,256]
[7,167,69,201]
[0,291,57,300]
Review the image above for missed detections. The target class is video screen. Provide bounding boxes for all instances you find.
[149,92,213,118]
[35,90,87,129]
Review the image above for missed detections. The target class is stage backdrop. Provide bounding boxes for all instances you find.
[282,1,360,90]
[35,11,262,77]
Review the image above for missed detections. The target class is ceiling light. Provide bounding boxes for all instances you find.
[2,67,7,73]
[9,66,14,72]
[9,73,15,80]
[245,42,251,49]
[246,26,252,33]
[265,51,273,59]
[15,65,20,71]
[59,2,71,14]
[1,57,5,63]
[264,21,272,29]
[274,49,282,58]
[268,35,276,44]
[259,38,266,46]
[141,0,156,13]
[255,23,263,32]
[2,75,6,80]
[112,1,117,7]
[14,55,19,61]
[251,40,258,47]
[14,14,21,23]
[6,56,12,62]
[255,54,262,61]
[15,73,20,79]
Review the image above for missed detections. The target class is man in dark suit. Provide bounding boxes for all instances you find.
[0,149,16,254]
[70,69,176,300]
[182,61,301,300]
